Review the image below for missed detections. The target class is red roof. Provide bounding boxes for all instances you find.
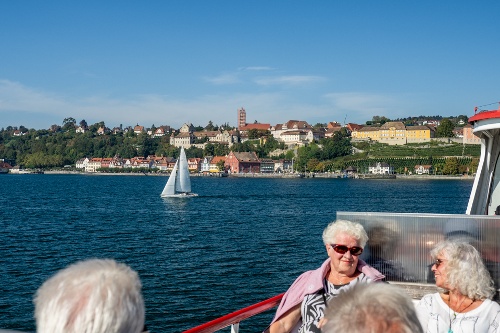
[240,124,270,131]
[469,109,500,124]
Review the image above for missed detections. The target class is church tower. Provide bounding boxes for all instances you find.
[238,107,246,130]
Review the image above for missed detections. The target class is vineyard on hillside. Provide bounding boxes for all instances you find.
[317,142,481,174]
[339,156,477,174]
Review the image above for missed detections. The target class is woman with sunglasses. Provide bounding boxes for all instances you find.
[416,240,500,333]
[265,220,385,333]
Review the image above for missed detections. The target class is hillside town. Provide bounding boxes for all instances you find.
[1,107,480,175]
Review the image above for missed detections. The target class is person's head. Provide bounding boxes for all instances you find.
[34,259,145,333]
[431,240,495,300]
[495,205,500,215]
[322,220,368,276]
[321,283,423,333]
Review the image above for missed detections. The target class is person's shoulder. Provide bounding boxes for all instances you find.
[481,299,500,310]
[291,268,317,285]
[418,293,439,305]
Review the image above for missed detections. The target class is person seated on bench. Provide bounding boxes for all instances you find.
[416,240,500,333]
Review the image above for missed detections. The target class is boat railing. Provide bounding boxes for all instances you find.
[181,293,284,333]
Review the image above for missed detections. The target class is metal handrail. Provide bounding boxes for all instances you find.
[182,293,284,333]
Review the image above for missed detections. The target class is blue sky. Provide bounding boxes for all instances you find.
[1,1,499,130]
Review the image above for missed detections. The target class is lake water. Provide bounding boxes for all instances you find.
[0,174,473,332]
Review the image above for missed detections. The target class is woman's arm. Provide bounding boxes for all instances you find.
[266,304,301,333]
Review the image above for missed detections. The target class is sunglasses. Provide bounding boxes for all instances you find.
[434,259,445,268]
[330,244,363,256]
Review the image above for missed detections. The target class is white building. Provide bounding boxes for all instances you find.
[368,162,394,175]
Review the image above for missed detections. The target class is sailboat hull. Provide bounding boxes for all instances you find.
[161,192,198,198]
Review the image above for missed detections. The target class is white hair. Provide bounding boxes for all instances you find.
[322,283,423,333]
[431,240,495,300]
[322,220,369,247]
[34,259,145,333]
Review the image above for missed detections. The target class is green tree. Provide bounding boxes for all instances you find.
[205,120,215,131]
[320,129,352,159]
[62,117,76,131]
[442,157,460,175]
[204,143,215,156]
[216,159,225,171]
[248,129,259,139]
[213,143,229,156]
[307,158,320,171]
[436,119,455,138]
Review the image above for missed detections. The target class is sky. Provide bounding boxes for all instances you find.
[1,1,500,130]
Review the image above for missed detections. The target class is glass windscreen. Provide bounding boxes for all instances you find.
[488,150,500,215]
[337,212,500,287]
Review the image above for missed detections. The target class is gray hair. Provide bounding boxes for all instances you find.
[322,220,368,248]
[322,283,423,333]
[34,259,145,333]
[431,240,495,300]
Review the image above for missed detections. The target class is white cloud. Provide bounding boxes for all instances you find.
[0,79,67,112]
[254,75,326,86]
[1,79,407,130]
[204,68,325,88]
[238,66,275,71]
[202,73,241,85]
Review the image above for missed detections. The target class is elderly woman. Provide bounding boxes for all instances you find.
[265,220,385,333]
[416,240,500,333]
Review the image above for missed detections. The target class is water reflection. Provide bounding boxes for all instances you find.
[364,225,416,281]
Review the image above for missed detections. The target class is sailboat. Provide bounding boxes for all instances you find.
[160,147,198,198]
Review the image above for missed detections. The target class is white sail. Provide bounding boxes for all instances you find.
[160,147,197,197]
[176,147,191,193]
[161,160,178,196]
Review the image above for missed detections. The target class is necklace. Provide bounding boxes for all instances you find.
[447,294,475,333]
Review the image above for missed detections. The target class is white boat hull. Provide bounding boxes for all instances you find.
[160,193,198,198]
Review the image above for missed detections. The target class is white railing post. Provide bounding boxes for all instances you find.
[230,323,240,333]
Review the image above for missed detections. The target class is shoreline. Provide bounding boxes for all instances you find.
[18,170,476,180]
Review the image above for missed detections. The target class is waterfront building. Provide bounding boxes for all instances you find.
[200,156,213,173]
[226,151,260,173]
[368,162,394,174]
[209,156,226,172]
[259,159,275,173]
[414,164,433,174]
[76,157,90,170]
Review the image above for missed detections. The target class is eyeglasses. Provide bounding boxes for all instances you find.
[433,258,446,268]
[330,244,363,256]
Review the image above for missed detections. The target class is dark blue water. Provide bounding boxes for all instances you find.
[0,174,473,332]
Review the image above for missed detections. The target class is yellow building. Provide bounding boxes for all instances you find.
[351,122,435,145]
[379,122,406,145]
[406,125,435,143]
[352,126,380,140]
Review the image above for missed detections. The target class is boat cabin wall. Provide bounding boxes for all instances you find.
[467,129,500,215]
[337,212,500,290]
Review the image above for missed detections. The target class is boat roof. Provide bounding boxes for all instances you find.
[469,108,500,123]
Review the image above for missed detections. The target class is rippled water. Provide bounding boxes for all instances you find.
[0,174,473,332]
